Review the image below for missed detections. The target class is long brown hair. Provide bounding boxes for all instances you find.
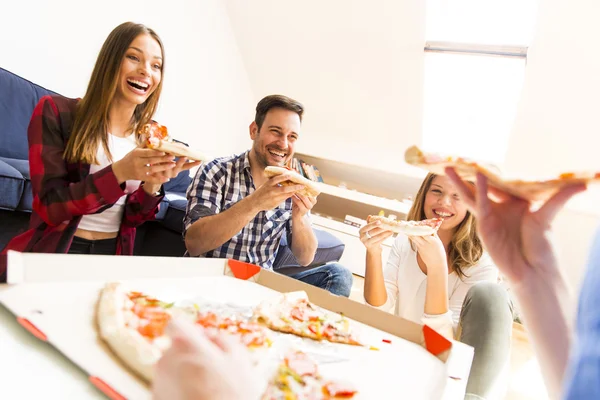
[406,173,483,278]
[64,22,165,164]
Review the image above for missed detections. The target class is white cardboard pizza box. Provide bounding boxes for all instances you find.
[1,251,474,399]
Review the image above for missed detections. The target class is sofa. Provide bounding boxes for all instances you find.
[0,67,345,273]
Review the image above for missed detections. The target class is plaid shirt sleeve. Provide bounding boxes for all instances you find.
[29,96,127,226]
[184,160,226,234]
[122,185,164,227]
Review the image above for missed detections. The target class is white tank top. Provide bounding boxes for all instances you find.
[78,134,141,232]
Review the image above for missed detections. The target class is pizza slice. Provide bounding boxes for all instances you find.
[405,145,599,202]
[366,215,444,236]
[97,283,273,382]
[262,350,358,399]
[138,122,210,162]
[253,292,361,346]
[264,166,321,198]
[195,310,272,349]
[96,282,184,381]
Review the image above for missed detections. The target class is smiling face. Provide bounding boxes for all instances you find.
[422,175,469,231]
[114,33,163,107]
[249,107,300,167]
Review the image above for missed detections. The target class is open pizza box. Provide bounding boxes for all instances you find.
[1,251,474,399]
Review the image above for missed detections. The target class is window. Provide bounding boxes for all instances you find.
[422,0,538,166]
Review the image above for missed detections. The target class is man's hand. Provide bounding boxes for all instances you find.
[249,174,303,212]
[291,193,317,219]
[445,167,586,285]
[153,319,261,400]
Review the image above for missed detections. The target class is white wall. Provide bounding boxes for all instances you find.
[506,0,600,292]
[224,0,426,175]
[1,0,254,158]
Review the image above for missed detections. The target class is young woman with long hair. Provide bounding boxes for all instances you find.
[360,173,513,399]
[1,22,199,260]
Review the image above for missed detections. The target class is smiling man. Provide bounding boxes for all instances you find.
[183,95,353,296]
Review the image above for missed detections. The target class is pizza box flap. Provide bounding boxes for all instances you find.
[3,251,473,398]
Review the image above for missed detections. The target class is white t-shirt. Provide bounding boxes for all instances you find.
[374,235,498,338]
[78,134,141,232]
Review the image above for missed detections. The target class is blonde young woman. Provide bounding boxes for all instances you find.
[360,173,513,400]
[1,22,199,261]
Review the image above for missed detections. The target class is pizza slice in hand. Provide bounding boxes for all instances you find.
[262,350,358,399]
[405,145,599,202]
[264,166,321,198]
[138,122,210,162]
[366,215,443,236]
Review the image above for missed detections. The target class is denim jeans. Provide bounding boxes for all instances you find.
[459,282,514,400]
[288,263,353,297]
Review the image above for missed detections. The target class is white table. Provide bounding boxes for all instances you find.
[0,304,104,399]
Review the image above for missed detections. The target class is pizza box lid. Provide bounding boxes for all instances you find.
[1,251,474,399]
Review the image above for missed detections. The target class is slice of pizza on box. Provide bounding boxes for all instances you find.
[405,145,600,202]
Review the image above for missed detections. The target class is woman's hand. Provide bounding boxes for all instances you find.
[359,220,394,253]
[112,148,176,184]
[113,148,202,189]
[410,234,448,273]
[445,167,586,285]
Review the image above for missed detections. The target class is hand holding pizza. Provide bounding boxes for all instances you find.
[291,192,317,219]
[153,319,261,400]
[359,220,394,253]
[445,167,586,284]
[410,234,448,273]
[112,148,178,185]
[250,173,304,212]
[146,156,202,183]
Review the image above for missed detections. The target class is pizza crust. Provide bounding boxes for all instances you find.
[96,282,168,382]
[264,166,321,198]
[148,140,209,162]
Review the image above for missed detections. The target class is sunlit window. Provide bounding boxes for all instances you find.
[422,0,538,167]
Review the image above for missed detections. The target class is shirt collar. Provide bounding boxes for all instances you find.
[241,150,252,172]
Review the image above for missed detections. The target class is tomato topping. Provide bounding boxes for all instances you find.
[323,382,358,398]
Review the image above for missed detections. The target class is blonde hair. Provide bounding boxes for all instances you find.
[64,22,165,164]
[406,173,483,278]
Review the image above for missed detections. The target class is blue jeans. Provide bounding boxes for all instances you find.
[288,263,353,297]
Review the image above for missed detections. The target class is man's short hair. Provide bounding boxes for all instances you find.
[255,95,304,130]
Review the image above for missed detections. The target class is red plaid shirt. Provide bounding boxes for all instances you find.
[1,95,163,278]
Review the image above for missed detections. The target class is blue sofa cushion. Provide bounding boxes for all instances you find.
[157,192,188,233]
[0,157,32,212]
[0,68,57,160]
[163,169,192,193]
[0,159,25,211]
[274,228,345,269]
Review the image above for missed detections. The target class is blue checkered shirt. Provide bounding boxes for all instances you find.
[184,151,293,269]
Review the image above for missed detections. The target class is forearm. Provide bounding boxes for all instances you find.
[185,197,259,256]
[290,216,317,266]
[512,274,573,399]
[364,250,387,306]
[424,269,449,315]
